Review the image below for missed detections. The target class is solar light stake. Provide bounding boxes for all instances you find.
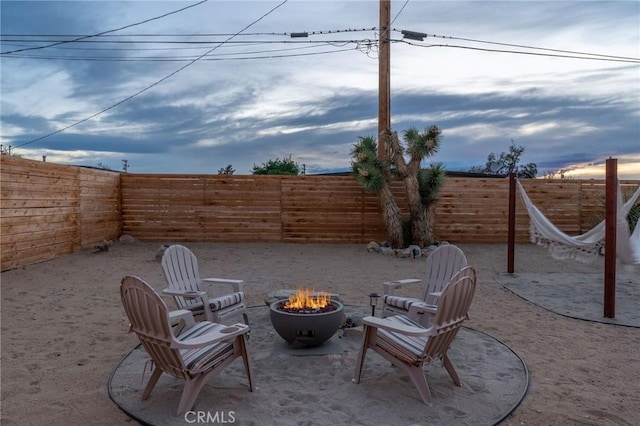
[368,292,380,317]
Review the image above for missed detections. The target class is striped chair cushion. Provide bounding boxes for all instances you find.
[208,292,245,311]
[178,322,235,373]
[383,295,422,312]
[375,315,428,364]
[184,292,245,314]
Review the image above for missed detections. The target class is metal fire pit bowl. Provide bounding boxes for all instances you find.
[269,299,344,347]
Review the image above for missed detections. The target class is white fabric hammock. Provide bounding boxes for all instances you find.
[517,180,640,264]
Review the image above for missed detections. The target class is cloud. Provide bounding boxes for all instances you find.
[1,1,638,178]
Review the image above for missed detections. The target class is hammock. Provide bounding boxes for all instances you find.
[517,180,640,264]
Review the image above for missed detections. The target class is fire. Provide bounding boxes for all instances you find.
[284,288,331,310]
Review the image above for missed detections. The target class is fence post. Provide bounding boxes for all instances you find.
[604,158,617,318]
[507,173,516,273]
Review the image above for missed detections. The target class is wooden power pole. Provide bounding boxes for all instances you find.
[378,0,391,159]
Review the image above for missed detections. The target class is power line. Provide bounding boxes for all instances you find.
[7,25,633,63]
[1,39,364,46]
[1,39,368,61]
[397,39,640,64]
[436,33,640,62]
[390,0,410,26]
[15,0,289,149]
[0,0,209,55]
[0,28,376,40]
[4,45,357,62]
[393,29,640,63]
[9,15,638,149]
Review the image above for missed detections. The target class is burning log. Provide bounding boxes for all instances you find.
[278,288,336,314]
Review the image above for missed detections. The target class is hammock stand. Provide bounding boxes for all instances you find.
[507,158,635,319]
[604,159,618,318]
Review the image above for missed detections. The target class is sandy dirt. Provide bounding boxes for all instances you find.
[1,241,638,425]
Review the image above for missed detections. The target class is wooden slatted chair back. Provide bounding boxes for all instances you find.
[161,244,202,310]
[120,275,188,378]
[420,245,468,302]
[422,274,476,361]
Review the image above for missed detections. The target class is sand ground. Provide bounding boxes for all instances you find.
[1,242,638,425]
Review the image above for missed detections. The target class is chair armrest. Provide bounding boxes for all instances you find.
[407,303,437,326]
[163,289,210,319]
[362,316,431,336]
[382,279,421,296]
[172,323,249,348]
[168,309,196,329]
[408,302,437,317]
[163,288,207,299]
[202,278,245,293]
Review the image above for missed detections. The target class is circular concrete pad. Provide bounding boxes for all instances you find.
[109,306,528,426]
[498,272,640,327]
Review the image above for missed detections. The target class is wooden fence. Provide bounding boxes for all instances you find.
[122,174,627,245]
[1,155,121,270]
[435,178,612,242]
[2,155,638,271]
[120,174,401,243]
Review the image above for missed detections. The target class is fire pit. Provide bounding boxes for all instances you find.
[269,288,344,347]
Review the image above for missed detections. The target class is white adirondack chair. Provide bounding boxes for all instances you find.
[353,273,477,405]
[120,275,255,416]
[382,244,468,320]
[161,244,248,324]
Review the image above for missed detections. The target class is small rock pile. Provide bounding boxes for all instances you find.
[366,240,450,258]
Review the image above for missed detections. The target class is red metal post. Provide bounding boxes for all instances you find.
[507,172,516,273]
[604,158,617,318]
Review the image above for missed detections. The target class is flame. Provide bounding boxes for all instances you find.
[284,288,330,310]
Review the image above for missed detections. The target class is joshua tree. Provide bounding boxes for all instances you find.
[352,134,404,248]
[352,125,446,248]
[389,126,446,246]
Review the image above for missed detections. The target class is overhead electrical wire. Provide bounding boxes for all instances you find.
[428,32,640,62]
[0,40,346,52]
[397,39,640,64]
[391,29,640,63]
[5,46,358,62]
[0,28,377,42]
[3,26,635,64]
[1,39,364,46]
[4,39,323,45]
[1,40,367,62]
[0,0,209,55]
[390,0,410,26]
[8,15,639,149]
[15,0,289,148]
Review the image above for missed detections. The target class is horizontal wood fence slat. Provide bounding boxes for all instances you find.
[120,175,284,243]
[2,155,638,271]
[1,156,121,270]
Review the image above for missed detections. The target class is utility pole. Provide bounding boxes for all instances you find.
[378,0,391,160]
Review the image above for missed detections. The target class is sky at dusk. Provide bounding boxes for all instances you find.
[1,1,639,178]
